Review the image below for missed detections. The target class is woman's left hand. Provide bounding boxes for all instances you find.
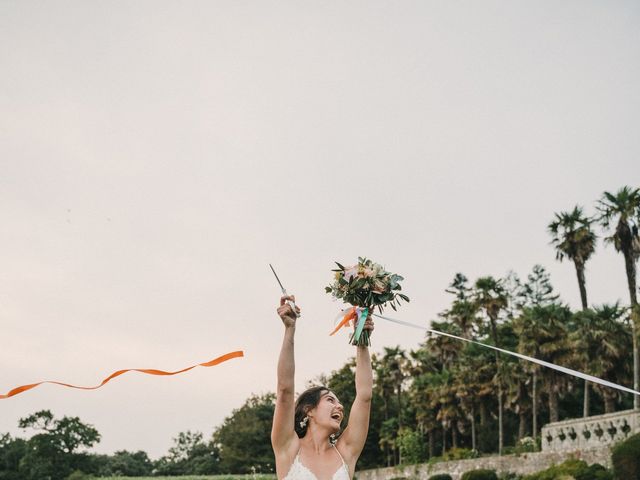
[363,309,375,337]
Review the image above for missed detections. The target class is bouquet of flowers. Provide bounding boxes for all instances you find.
[325,257,409,346]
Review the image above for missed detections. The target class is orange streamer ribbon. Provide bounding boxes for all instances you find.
[329,307,357,336]
[0,350,244,400]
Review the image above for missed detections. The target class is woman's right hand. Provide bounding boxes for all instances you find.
[277,295,300,328]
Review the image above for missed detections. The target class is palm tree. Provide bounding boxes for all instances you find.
[429,369,464,454]
[597,186,640,409]
[519,303,573,422]
[473,276,508,454]
[427,320,464,370]
[548,206,597,310]
[548,206,597,417]
[408,347,440,458]
[512,309,542,441]
[455,344,496,452]
[375,346,409,464]
[501,352,532,441]
[573,304,632,413]
[443,273,479,339]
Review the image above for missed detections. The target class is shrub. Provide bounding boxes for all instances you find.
[398,428,426,465]
[66,471,94,480]
[499,473,522,480]
[523,459,613,480]
[612,433,640,480]
[444,448,479,461]
[429,474,453,480]
[461,469,498,480]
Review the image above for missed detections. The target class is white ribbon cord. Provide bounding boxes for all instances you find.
[373,313,640,397]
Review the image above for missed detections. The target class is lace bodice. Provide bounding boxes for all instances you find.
[283,445,350,480]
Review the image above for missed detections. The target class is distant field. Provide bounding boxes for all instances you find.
[104,476,277,480]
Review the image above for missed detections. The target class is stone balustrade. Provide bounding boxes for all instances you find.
[355,449,610,480]
[354,409,639,480]
[541,409,639,452]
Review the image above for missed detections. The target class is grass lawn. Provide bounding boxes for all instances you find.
[104,476,277,480]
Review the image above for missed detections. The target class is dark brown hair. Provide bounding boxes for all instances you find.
[294,386,332,438]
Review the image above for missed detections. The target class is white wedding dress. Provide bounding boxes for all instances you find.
[283,445,350,480]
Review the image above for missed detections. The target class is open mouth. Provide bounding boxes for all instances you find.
[331,413,342,422]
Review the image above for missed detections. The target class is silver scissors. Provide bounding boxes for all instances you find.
[269,264,300,317]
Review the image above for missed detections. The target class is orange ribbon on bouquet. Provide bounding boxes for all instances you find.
[329,307,358,336]
[0,350,244,400]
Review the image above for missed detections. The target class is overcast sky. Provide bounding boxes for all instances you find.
[1,0,639,459]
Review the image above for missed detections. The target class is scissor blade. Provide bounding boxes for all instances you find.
[269,264,286,293]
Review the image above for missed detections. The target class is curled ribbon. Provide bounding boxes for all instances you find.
[373,313,640,397]
[0,350,244,400]
[329,307,369,343]
[329,307,358,336]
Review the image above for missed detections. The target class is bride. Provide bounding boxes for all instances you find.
[271,295,374,480]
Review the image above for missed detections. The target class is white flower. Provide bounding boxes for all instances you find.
[344,266,358,281]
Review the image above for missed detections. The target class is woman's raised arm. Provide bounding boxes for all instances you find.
[338,316,374,463]
[271,295,300,453]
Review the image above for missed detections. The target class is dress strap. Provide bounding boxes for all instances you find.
[332,444,347,466]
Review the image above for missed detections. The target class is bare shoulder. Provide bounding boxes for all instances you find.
[273,436,301,479]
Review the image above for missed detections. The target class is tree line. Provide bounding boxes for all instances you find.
[1,186,638,478]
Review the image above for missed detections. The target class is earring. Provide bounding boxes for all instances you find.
[329,433,337,445]
[299,416,309,429]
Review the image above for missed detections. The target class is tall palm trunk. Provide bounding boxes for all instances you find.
[603,390,617,413]
[518,411,527,440]
[622,247,639,410]
[532,370,538,440]
[498,383,504,455]
[396,385,403,429]
[471,404,477,451]
[428,430,435,458]
[442,426,447,456]
[574,260,589,310]
[574,259,591,418]
[548,377,560,423]
[480,403,488,426]
[489,318,504,455]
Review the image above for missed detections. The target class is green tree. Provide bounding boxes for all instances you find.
[518,265,560,309]
[548,207,596,416]
[374,346,409,465]
[155,430,219,475]
[397,427,425,465]
[514,304,572,423]
[444,273,478,339]
[548,207,596,311]
[430,368,464,453]
[512,265,561,431]
[473,276,508,454]
[597,185,640,409]
[213,393,276,473]
[572,304,632,413]
[0,433,27,480]
[17,410,100,480]
[408,346,441,459]
[100,450,153,476]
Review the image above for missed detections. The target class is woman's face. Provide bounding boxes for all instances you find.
[311,390,344,432]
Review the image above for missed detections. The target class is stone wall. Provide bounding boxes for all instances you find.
[541,409,639,452]
[355,448,610,480]
[355,410,639,480]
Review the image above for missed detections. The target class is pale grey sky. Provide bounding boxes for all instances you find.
[1,0,639,459]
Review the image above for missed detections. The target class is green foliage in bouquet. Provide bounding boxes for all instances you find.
[325,257,409,312]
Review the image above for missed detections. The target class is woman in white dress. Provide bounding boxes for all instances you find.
[271,295,374,480]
